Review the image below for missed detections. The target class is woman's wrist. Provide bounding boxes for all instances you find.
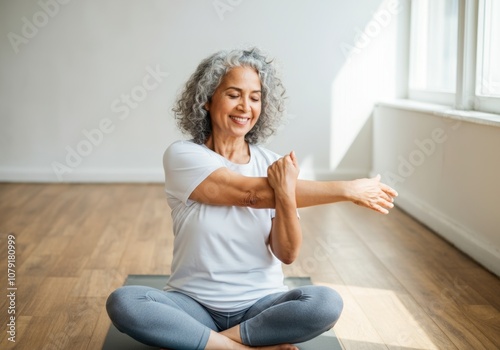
[336,180,355,202]
[325,180,354,203]
[274,189,297,212]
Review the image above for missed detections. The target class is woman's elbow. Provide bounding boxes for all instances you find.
[276,250,299,265]
[242,191,260,207]
[242,190,274,209]
[281,256,297,265]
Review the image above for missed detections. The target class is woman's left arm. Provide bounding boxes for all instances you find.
[267,151,302,264]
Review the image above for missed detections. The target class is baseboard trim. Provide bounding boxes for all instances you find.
[0,168,165,183]
[396,191,500,277]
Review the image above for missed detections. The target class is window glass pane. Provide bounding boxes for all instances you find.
[410,0,458,92]
[477,0,500,97]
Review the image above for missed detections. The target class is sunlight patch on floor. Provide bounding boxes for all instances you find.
[319,283,439,350]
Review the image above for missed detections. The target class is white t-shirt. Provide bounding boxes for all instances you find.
[162,140,288,312]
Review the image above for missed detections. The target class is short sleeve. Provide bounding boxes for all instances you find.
[163,140,225,206]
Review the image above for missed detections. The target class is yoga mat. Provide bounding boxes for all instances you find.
[102,275,342,350]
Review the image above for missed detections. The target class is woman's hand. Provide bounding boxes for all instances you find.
[267,151,300,197]
[346,174,398,214]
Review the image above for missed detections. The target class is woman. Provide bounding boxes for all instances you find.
[106,48,397,350]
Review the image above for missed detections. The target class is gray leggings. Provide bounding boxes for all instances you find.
[106,285,343,349]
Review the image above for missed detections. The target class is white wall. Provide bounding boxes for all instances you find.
[0,0,399,182]
[373,103,500,276]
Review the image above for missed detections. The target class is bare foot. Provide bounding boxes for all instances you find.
[230,343,298,350]
[256,345,298,350]
[165,344,297,350]
[205,330,298,350]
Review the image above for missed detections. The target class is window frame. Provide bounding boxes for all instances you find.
[408,0,500,115]
[474,0,500,114]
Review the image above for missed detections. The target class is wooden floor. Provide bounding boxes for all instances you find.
[0,183,499,350]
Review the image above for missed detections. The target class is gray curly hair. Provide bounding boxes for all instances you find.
[172,47,286,144]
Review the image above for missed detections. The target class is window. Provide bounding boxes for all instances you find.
[410,0,458,93]
[409,0,500,115]
[475,0,500,112]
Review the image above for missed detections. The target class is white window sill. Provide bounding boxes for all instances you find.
[376,99,500,128]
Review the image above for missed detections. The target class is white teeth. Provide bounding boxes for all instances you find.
[230,116,249,123]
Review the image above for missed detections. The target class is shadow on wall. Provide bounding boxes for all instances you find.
[334,114,373,179]
[326,0,405,180]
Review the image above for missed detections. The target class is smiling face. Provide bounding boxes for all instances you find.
[204,66,262,143]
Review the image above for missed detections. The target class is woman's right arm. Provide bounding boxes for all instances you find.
[189,168,275,207]
[190,167,397,214]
